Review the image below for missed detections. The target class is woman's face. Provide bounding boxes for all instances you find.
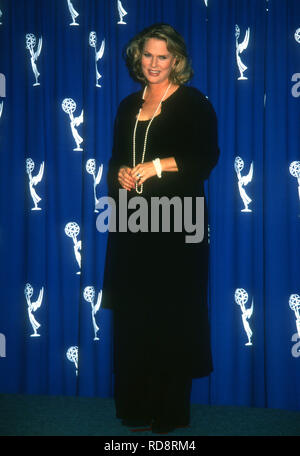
[141,38,176,86]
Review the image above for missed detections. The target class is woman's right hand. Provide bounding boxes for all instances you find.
[118,166,136,191]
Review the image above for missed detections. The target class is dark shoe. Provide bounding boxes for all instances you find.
[151,422,175,434]
[122,419,151,427]
[130,425,152,432]
[151,421,189,434]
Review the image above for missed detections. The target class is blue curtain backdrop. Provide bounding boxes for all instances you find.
[0,0,299,411]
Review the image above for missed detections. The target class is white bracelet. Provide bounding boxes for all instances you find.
[153,158,162,178]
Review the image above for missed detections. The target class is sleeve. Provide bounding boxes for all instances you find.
[106,105,124,198]
[172,92,220,182]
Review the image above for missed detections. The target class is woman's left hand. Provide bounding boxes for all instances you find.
[131,161,157,186]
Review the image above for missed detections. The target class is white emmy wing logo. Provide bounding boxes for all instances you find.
[234,156,253,212]
[24,283,44,337]
[89,32,105,88]
[26,33,42,86]
[204,0,208,6]
[289,294,300,339]
[235,288,253,346]
[66,346,78,375]
[117,0,128,24]
[0,101,3,119]
[65,222,81,274]
[295,28,300,44]
[26,158,44,211]
[62,98,84,151]
[83,286,102,341]
[0,9,2,25]
[86,159,103,213]
[289,161,300,213]
[235,25,250,80]
[67,0,79,26]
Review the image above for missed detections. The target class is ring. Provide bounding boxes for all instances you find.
[137,173,141,178]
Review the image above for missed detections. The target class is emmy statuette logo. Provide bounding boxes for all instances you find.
[66,346,78,375]
[25,283,44,337]
[0,8,2,25]
[26,158,44,211]
[64,222,81,274]
[235,25,250,80]
[290,292,300,359]
[67,0,79,26]
[289,294,300,340]
[235,288,253,346]
[295,28,300,44]
[203,0,208,6]
[83,287,102,341]
[86,159,103,213]
[234,156,253,212]
[117,1,128,24]
[26,34,42,86]
[89,32,105,88]
[289,161,300,215]
[62,98,84,151]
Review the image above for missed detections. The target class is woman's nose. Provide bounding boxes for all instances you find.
[150,57,158,67]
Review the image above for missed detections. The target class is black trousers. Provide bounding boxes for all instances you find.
[114,370,192,426]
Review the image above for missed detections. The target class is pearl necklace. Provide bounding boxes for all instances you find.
[132,82,172,194]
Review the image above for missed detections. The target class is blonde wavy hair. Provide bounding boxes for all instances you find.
[125,23,194,85]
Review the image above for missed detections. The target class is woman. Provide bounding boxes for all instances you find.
[102,23,219,434]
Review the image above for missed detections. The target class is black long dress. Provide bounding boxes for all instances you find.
[102,85,219,424]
